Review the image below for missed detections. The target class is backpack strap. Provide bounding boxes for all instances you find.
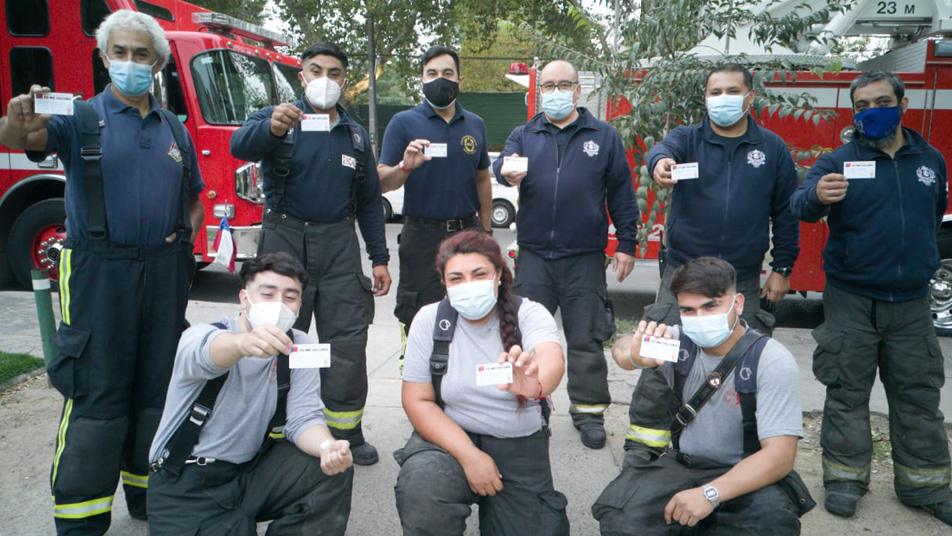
[346,124,367,217]
[271,127,294,212]
[266,332,294,440]
[159,109,192,238]
[735,336,770,457]
[430,299,457,410]
[74,101,107,240]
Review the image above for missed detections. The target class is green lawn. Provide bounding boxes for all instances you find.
[0,352,45,386]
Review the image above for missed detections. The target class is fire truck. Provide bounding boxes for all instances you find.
[518,0,952,335]
[0,0,301,289]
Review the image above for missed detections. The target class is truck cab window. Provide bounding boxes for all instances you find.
[11,47,54,97]
[273,62,301,104]
[6,0,49,37]
[154,54,188,122]
[191,50,276,125]
[81,0,111,37]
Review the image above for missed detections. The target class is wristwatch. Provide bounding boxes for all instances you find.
[702,484,720,508]
[773,266,793,278]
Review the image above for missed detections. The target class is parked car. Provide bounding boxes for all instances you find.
[382,152,518,228]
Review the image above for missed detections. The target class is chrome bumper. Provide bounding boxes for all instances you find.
[206,225,261,260]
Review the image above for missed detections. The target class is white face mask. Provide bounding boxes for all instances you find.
[304,76,342,110]
[680,294,739,348]
[244,292,298,332]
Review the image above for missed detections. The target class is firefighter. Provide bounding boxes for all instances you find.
[0,10,205,534]
[230,42,390,466]
[495,59,641,449]
[377,45,493,370]
[791,71,952,525]
[644,63,800,335]
[593,257,804,535]
[147,253,354,535]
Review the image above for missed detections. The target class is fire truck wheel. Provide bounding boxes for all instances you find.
[9,198,67,291]
[382,197,393,222]
[932,259,952,338]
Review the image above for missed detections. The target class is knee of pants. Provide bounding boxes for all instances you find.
[54,416,127,497]
[395,452,470,515]
[719,484,800,535]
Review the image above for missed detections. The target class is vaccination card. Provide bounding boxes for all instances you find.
[301,114,331,132]
[33,92,74,116]
[289,343,331,369]
[671,162,699,181]
[424,143,448,158]
[843,161,875,179]
[475,362,513,386]
[640,335,681,363]
[501,156,528,173]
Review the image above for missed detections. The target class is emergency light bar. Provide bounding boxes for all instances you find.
[192,12,297,48]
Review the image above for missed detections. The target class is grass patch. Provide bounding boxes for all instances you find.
[605,318,639,349]
[0,352,45,385]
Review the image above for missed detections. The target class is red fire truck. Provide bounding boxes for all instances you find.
[519,0,952,334]
[0,0,301,289]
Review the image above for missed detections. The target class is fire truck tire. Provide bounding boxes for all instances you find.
[382,197,393,222]
[9,198,66,291]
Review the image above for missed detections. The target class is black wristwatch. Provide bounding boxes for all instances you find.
[773,266,793,278]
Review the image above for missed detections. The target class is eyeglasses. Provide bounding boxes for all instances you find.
[540,81,578,93]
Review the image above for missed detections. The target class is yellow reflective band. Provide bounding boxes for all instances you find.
[626,425,672,448]
[895,462,952,488]
[569,404,608,415]
[822,456,871,482]
[54,495,114,519]
[324,408,364,430]
[59,249,72,325]
[51,399,73,489]
[268,432,286,440]
[120,471,148,489]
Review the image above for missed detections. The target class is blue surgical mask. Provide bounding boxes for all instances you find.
[853,106,901,141]
[542,89,575,120]
[446,279,498,321]
[680,295,739,348]
[109,59,155,97]
[706,93,749,127]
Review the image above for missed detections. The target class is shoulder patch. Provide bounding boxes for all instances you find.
[168,142,182,163]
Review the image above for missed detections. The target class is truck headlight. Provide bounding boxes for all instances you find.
[235,161,265,204]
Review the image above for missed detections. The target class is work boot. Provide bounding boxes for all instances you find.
[824,484,865,517]
[351,442,379,466]
[918,498,952,526]
[577,422,607,449]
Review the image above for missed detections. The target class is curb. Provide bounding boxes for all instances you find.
[0,368,46,394]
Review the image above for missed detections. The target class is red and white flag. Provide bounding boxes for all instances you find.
[213,217,236,273]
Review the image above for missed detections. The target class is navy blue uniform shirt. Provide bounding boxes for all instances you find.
[791,127,948,302]
[645,115,800,280]
[26,85,205,246]
[378,101,490,220]
[230,99,389,266]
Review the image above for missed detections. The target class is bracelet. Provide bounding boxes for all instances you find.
[399,160,412,173]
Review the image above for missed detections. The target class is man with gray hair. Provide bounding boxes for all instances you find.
[792,71,952,526]
[0,9,204,534]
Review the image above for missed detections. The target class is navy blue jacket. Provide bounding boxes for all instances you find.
[493,108,640,259]
[791,127,948,302]
[645,116,800,280]
[230,99,388,266]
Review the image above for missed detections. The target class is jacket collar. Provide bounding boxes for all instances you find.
[699,114,764,145]
[850,126,929,159]
[527,106,601,133]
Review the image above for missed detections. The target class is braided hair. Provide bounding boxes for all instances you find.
[436,230,519,351]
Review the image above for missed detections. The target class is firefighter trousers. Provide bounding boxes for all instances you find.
[147,439,354,535]
[593,452,800,535]
[394,429,569,536]
[513,249,615,425]
[813,284,952,506]
[259,213,374,445]
[48,237,194,535]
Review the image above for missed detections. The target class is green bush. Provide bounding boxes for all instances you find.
[0,352,45,386]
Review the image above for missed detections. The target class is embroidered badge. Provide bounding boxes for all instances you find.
[707,372,722,389]
[353,132,362,146]
[917,165,937,186]
[168,142,182,163]
[583,140,600,157]
[439,319,452,331]
[678,348,690,362]
[739,366,752,381]
[461,135,477,154]
[747,149,766,168]
[342,154,357,170]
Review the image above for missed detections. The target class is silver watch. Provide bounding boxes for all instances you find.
[702,484,720,508]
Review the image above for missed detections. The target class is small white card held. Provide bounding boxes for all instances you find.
[843,161,875,179]
[289,343,331,369]
[671,162,699,181]
[501,156,528,173]
[475,362,513,386]
[33,92,74,116]
[424,143,448,158]
[301,114,331,132]
[640,335,681,363]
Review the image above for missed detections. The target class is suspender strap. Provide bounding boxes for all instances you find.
[430,300,457,410]
[159,109,192,237]
[75,101,107,240]
[266,345,292,440]
[671,330,766,440]
[736,336,769,456]
[347,124,366,217]
[271,129,294,211]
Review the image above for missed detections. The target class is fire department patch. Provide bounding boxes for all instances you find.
[168,142,182,163]
[342,154,357,170]
[461,135,477,154]
[917,165,937,186]
[583,140,599,157]
[747,149,766,168]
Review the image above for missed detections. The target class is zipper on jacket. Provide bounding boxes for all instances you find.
[720,143,741,253]
[549,133,561,258]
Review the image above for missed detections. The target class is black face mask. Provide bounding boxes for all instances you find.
[422,77,459,109]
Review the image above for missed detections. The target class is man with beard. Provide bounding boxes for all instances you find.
[791,70,952,526]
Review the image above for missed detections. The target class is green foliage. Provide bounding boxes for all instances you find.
[0,352,44,386]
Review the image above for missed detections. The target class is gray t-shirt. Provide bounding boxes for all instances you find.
[149,317,326,465]
[403,299,563,438]
[661,326,803,465]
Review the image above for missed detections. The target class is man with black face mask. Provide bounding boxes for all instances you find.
[792,71,952,527]
[378,45,493,372]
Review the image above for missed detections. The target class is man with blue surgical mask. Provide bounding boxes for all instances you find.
[595,257,805,534]
[644,63,800,335]
[791,71,952,526]
[495,59,640,449]
[0,10,205,534]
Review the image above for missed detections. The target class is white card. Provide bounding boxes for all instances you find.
[475,362,513,386]
[33,92,74,116]
[640,335,681,363]
[301,114,331,132]
[671,162,699,181]
[501,156,528,173]
[843,161,875,179]
[289,343,331,369]
[424,143,448,158]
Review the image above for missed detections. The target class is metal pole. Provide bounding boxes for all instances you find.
[31,269,57,365]
[367,10,378,157]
